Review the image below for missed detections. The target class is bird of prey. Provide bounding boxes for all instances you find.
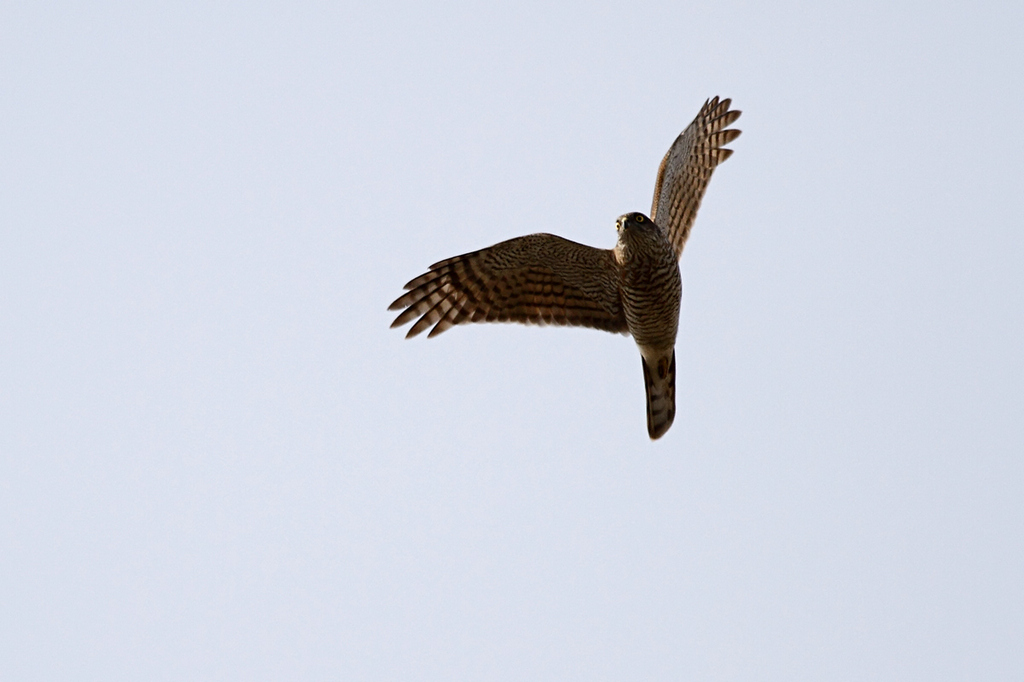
[389,97,741,439]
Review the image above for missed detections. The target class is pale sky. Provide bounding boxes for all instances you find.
[2,1,1022,680]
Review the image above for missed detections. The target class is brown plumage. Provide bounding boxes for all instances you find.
[389,97,741,439]
[389,234,628,338]
[652,97,743,258]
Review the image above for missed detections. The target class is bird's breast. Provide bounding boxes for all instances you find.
[620,255,681,350]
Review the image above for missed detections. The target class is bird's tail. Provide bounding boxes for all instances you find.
[641,350,676,440]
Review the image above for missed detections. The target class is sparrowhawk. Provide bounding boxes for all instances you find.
[389,97,741,439]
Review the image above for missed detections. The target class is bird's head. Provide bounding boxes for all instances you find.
[614,212,663,255]
[615,212,659,235]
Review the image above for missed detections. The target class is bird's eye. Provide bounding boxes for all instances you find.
[635,215,645,223]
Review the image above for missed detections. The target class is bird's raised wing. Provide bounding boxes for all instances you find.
[389,233,628,338]
[650,97,742,259]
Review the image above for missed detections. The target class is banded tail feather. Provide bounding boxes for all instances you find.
[641,350,676,440]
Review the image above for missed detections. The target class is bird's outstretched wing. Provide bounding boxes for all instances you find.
[389,233,628,338]
[650,97,742,259]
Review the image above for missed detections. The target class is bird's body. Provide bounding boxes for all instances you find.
[389,97,741,439]
[614,213,682,439]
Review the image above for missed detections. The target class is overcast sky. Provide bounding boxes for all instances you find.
[2,1,1022,680]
